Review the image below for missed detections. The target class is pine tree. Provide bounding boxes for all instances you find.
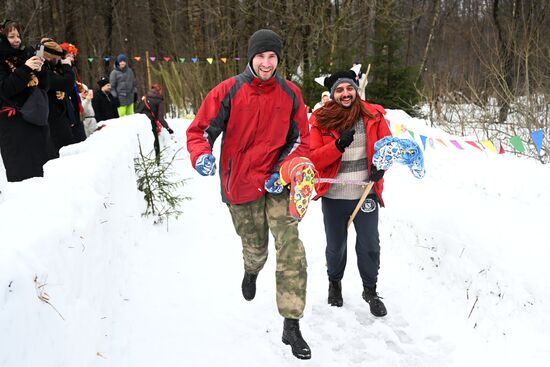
[134,137,190,223]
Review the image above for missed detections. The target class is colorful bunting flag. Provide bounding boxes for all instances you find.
[394,124,402,137]
[450,140,464,150]
[509,136,525,152]
[87,57,94,63]
[133,56,141,62]
[436,138,448,147]
[191,57,199,64]
[429,138,435,149]
[206,58,213,64]
[103,56,110,62]
[179,57,185,64]
[408,130,415,139]
[150,56,156,62]
[220,57,228,64]
[234,57,241,61]
[163,56,172,62]
[420,135,427,150]
[481,140,497,153]
[465,141,482,150]
[530,129,544,156]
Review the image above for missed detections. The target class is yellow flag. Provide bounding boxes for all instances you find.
[481,140,497,152]
[206,58,214,64]
[394,124,402,136]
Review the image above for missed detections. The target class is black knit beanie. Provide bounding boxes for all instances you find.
[324,70,358,99]
[247,29,282,64]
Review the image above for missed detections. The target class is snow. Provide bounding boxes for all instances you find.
[1,111,549,366]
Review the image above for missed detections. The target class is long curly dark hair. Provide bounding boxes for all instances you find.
[313,97,374,132]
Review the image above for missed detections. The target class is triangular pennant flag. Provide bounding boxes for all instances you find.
[509,136,525,153]
[191,57,199,64]
[429,138,435,149]
[499,143,505,154]
[420,135,427,150]
[163,56,172,62]
[220,57,227,64]
[179,57,185,64]
[450,140,464,150]
[133,56,141,62]
[394,124,402,137]
[436,138,448,147]
[466,141,482,150]
[481,140,497,153]
[150,56,156,62]
[530,129,544,156]
[233,57,241,61]
[87,57,94,63]
[400,125,408,133]
[103,56,110,62]
[408,130,415,139]
[206,58,213,64]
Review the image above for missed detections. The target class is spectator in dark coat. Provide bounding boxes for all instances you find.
[92,76,119,123]
[41,38,76,155]
[109,53,136,117]
[0,21,53,182]
[136,83,173,162]
[60,42,86,143]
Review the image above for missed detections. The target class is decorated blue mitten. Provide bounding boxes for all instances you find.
[397,139,425,178]
[265,172,284,194]
[195,154,217,176]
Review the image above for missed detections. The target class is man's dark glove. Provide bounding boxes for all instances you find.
[167,128,174,134]
[335,129,355,152]
[369,165,385,182]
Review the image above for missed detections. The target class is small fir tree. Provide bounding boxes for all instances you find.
[134,137,190,223]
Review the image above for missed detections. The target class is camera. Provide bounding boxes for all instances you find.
[34,44,45,58]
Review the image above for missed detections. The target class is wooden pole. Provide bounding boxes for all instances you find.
[347,181,375,228]
[145,50,152,90]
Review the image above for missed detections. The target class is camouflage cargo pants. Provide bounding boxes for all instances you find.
[228,191,307,319]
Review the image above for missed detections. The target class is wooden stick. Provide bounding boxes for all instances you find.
[145,50,152,90]
[347,181,374,228]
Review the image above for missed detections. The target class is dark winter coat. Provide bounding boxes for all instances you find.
[186,65,310,205]
[109,63,136,106]
[92,90,119,122]
[0,36,53,182]
[137,89,171,131]
[66,82,86,143]
[309,101,392,205]
[45,62,76,153]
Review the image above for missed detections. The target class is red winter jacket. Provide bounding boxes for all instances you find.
[309,100,392,206]
[187,66,310,205]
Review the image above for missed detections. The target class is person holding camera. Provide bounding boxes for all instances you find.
[0,20,53,182]
[40,37,76,155]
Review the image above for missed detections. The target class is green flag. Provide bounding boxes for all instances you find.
[509,136,525,152]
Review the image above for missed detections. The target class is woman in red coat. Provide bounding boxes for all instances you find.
[309,70,392,317]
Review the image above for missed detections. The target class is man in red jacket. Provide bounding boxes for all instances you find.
[309,70,392,317]
[186,29,311,360]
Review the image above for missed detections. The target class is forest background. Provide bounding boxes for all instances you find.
[2,0,549,160]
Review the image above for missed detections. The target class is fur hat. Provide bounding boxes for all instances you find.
[40,38,65,59]
[247,29,282,63]
[324,70,358,99]
[59,42,78,56]
[97,76,110,88]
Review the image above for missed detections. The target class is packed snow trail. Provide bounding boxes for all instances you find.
[1,112,548,366]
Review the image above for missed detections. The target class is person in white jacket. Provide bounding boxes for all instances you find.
[78,83,98,137]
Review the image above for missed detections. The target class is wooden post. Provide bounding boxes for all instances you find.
[145,50,152,90]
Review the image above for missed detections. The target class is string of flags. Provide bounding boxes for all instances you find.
[391,122,546,157]
[85,55,242,64]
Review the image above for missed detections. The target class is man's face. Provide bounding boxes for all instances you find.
[102,83,112,93]
[251,51,278,81]
[119,60,127,69]
[333,82,356,108]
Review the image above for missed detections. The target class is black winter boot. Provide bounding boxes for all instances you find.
[362,286,387,317]
[328,280,343,307]
[241,272,258,301]
[282,318,311,360]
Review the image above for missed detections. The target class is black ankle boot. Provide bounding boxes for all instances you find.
[282,318,311,360]
[241,272,258,301]
[362,286,387,317]
[328,280,343,307]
